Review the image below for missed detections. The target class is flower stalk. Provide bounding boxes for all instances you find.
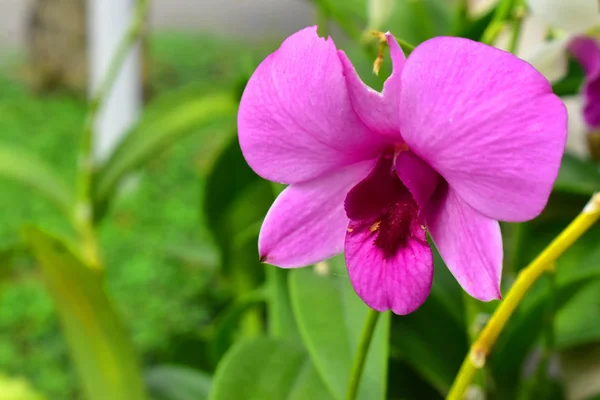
[481,0,517,45]
[74,0,149,268]
[346,308,381,400]
[447,193,600,400]
[508,4,526,54]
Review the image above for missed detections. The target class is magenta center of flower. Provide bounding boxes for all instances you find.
[344,152,420,259]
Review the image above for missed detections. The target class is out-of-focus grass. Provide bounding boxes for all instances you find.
[0,32,263,399]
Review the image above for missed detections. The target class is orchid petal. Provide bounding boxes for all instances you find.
[569,36,600,128]
[338,33,406,140]
[345,219,433,315]
[400,37,567,222]
[238,26,385,185]
[426,185,502,302]
[395,150,440,212]
[527,0,600,34]
[259,160,374,268]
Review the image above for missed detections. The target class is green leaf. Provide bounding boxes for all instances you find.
[388,249,467,395]
[289,257,390,400]
[0,146,72,215]
[202,136,275,358]
[203,136,271,248]
[267,267,301,342]
[94,91,237,220]
[552,57,584,97]
[25,227,147,400]
[209,288,266,364]
[554,153,600,196]
[455,4,496,40]
[555,280,600,349]
[210,337,334,400]
[146,365,211,400]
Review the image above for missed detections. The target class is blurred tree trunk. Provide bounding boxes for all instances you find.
[26,0,149,96]
[27,0,87,93]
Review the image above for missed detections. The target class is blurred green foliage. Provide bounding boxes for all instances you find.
[1,0,600,399]
[0,32,264,398]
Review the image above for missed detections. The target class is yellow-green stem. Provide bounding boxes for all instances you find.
[481,0,515,45]
[447,193,600,400]
[346,308,381,400]
[74,0,149,268]
[507,6,525,54]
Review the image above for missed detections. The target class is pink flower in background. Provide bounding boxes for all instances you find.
[238,26,567,315]
[568,36,600,129]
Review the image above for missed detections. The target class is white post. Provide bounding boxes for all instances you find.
[87,0,142,162]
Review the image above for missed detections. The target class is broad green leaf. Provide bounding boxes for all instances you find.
[209,337,334,400]
[146,365,211,400]
[391,294,467,394]
[267,267,301,342]
[554,153,600,196]
[289,257,390,400]
[555,280,600,349]
[552,57,584,97]
[389,250,467,395]
[94,91,237,219]
[203,136,271,249]
[454,4,496,40]
[0,146,72,215]
[25,227,147,400]
[209,287,266,364]
[203,136,278,360]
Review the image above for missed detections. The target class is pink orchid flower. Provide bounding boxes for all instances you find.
[238,26,567,315]
[568,36,600,129]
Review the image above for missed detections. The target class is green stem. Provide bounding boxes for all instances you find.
[315,0,330,37]
[395,37,416,55]
[447,193,600,399]
[463,292,487,389]
[480,0,515,45]
[507,5,525,54]
[74,0,149,267]
[453,0,470,34]
[346,309,381,400]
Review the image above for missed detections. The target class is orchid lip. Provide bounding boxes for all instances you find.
[344,151,424,259]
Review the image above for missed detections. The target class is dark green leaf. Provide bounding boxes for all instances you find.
[25,227,147,400]
[552,57,584,97]
[209,288,266,364]
[146,365,211,400]
[554,153,600,196]
[289,257,390,400]
[267,267,301,342]
[555,280,600,349]
[94,91,237,220]
[455,4,496,40]
[209,337,334,400]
